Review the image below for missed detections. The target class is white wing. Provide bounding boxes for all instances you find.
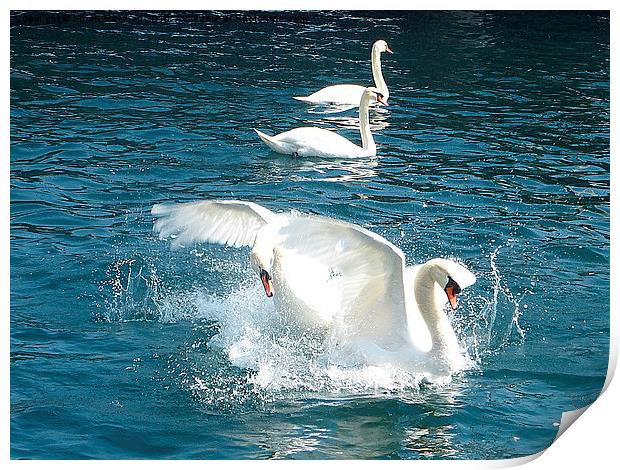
[275,215,410,349]
[151,200,277,249]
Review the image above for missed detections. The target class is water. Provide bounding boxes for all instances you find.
[10,11,609,459]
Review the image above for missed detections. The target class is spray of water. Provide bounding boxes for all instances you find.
[458,243,526,362]
[97,246,526,403]
[96,256,164,322]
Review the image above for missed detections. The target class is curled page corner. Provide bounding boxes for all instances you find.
[495,404,599,468]
[495,316,616,467]
[552,340,617,444]
[554,406,590,442]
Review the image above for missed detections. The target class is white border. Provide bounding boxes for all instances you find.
[4,2,616,467]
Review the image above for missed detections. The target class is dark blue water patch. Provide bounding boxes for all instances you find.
[11,10,608,460]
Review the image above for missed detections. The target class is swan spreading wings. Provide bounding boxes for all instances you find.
[152,199,476,377]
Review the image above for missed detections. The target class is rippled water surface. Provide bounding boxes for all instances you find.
[10,11,609,459]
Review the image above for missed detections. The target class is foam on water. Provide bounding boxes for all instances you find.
[97,249,527,400]
[183,282,432,393]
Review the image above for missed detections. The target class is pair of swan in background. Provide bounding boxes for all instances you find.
[255,87,387,158]
[254,39,393,158]
[152,200,477,377]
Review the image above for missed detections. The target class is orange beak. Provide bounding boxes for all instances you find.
[377,94,389,106]
[260,269,274,298]
[445,286,458,310]
[386,46,393,54]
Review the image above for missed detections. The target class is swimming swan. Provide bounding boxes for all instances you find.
[152,200,477,376]
[255,87,387,158]
[293,39,393,106]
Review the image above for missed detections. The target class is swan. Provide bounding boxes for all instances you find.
[152,200,477,376]
[293,39,393,106]
[254,87,387,158]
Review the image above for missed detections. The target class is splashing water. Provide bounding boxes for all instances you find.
[184,283,433,394]
[97,245,527,405]
[488,244,527,343]
[96,256,164,322]
[458,244,527,363]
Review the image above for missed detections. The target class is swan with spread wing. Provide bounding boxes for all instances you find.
[152,200,476,376]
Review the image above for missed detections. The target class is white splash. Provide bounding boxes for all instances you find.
[99,248,524,397]
[160,279,465,394]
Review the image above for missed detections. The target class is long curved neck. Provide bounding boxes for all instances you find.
[371,48,388,98]
[413,265,461,361]
[359,94,375,153]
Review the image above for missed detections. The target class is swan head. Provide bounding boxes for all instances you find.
[373,39,393,54]
[364,86,389,106]
[423,258,477,311]
[250,246,274,298]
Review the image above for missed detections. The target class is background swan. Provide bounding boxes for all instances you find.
[293,39,393,106]
[152,199,477,377]
[255,87,387,158]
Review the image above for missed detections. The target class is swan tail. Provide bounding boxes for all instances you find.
[293,96,313,103]
[254,128,275,146]
[254,128,288,153]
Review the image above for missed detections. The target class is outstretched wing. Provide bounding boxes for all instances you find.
[276,215,410,349]
[151,200,277,249]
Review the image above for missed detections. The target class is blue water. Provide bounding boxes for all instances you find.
[10,11,609,459]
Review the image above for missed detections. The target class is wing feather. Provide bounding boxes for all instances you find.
[151,200,277,249]
[276,215,410,348]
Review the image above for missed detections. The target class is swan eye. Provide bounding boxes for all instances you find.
[445,277,461,294]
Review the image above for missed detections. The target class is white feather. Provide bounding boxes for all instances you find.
[152,200,277,249]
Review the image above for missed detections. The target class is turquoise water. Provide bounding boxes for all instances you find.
[10,11,609,459]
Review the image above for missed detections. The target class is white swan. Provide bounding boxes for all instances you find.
[152,200,477,376]
[293,40,393,106]
[255,87,387,158]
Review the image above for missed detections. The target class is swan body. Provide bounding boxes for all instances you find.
[152,200,477,377]
[293,40,392,106]
[255,87,386,158]
[255,127,369,158]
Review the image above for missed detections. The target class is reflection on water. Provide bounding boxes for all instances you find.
[261,424,327,459]
[293,157,379,183]
[403,426,458,458]
[305,106,391,131]
[258,384,465,459]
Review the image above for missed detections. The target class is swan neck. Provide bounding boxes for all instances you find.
[413,265,460,358]
[371,48,388,98]
[359,94,375,153]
